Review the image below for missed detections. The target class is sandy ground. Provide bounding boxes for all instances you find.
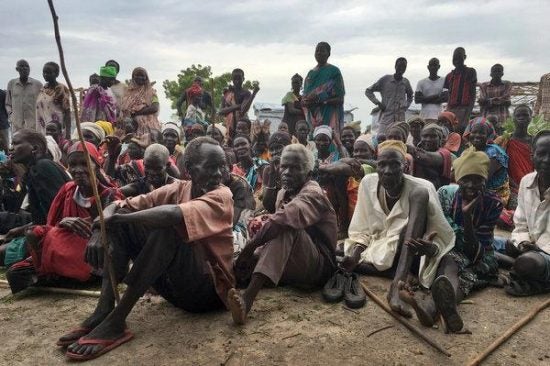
[1,274,549,366]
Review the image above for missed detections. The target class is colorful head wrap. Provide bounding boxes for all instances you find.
[313,125,332,139]
[186,82,203,100]
[95,120,114,136]
[463,117,496,143]
[72,122,105,142]
[453,148,490,181]
[387,122,410,141]
[99,66,117,78]
[161,122,181,139]
[68,141,102,166]
[377,140,407,158]
[268,131,292,147]
[438,111,459,127]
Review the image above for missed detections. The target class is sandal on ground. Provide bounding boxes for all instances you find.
[56,327,92,347]
[322,270,346,303]
[65,329,134,361]
[343,272,367,309]
[431,275,463,333]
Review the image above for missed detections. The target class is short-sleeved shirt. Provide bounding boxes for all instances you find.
[116,181,235,305]
[444,66,477,108]
[415,77,446,120]
[5,77,43,130]
[366,74,413,129]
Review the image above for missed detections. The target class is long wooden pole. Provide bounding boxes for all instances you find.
[360,281,451,357]
[46,0,119,303]
[467,297,550,366]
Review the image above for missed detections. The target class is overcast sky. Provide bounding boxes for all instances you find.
[2,0,549,125]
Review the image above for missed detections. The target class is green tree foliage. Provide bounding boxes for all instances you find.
[163,64,259,119]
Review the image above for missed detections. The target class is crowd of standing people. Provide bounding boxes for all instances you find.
[0,42,549,361]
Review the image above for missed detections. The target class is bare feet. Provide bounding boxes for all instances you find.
[67,314,127,357]
[227,288,248,325]
[388,282,413,318]
[431,276,463,333]
[398,281,437,326]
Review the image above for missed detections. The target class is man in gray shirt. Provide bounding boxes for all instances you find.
[365,57,413,134]
[5,59,43,132]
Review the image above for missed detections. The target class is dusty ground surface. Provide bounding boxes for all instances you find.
[1,274,549,366]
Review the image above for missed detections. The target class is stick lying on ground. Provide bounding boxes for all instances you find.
[360,281,451,357]
[46,0,119,303]
[467,297,550,366]
[0,279,100,297]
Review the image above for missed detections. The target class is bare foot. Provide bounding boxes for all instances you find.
[432,276,463,333]
[227,288,248,325]
[388,282,413,318]
[398,281,436,326]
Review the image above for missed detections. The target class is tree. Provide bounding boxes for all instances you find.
[163,64,259,121]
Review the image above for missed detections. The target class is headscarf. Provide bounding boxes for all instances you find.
[207,124,227,137]
[161,122,181,139]
[268,131,292,147]
[45,135,62,163]
[186,82,203,101]
[453,148,490,181]
[72,122,105,142]
[344,121,362,135]
[356,133,376,152]
[407,116,425,127]
[438,111,459,127]
[121,67,155,113]
[68,141,102,166]
[463,117,496,143]
[387,122,410,141]
[95,120,114,136]
[422,123,445,140]
[99,66,117,78]
[191,123,205,135]
[378,140,407,158]
[313,125,332,139]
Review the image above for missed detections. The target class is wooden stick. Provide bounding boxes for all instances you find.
[467,297,550,366]
[46,0,119,303]
[0,280,100,297]
[360,281,451,357]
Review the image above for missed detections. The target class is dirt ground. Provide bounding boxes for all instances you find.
[1,274,549,366]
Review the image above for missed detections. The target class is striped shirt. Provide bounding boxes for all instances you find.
[444,66,477,108]
[534,73,550,120]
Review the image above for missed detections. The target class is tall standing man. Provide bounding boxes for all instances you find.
[415,58,448,125]
[365,57,413,134]
[479,64,512,133]
[5,59,43,133]
[444,47,477,134]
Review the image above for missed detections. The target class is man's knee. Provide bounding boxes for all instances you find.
[514,252,546,279]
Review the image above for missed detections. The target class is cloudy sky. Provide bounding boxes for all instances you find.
[1,0,549,125]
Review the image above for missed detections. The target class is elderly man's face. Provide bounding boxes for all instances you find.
[533,135,550,177]
[188,144,226,193]
[144,155,167,188]
[420,129,440,152]
[280,150,309,193]
[377,149,405,192]
[162,130,179,152]
[458,174,485,202]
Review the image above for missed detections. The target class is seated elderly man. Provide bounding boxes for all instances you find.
[59,137,235,361]
[504,130,550,296]
[342,140,454,317]
[120,143,178,197]
[228,144,337,325]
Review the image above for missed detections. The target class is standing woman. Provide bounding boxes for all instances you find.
[121,67,160,136]
[80,66,117,124]
[281,74,306,136]
[35,62,71,138]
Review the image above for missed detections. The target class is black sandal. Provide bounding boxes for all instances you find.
[322,269,346,303]
[344,272,367,309]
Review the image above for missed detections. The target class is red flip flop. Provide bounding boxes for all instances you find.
[65,329,134,361]
[56,327,92,347]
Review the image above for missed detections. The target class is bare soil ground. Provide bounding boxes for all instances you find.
[1,274,549,366]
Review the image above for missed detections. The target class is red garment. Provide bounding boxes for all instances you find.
[506,138,534,188]
[444,132,462,153]
[31,181,122,281]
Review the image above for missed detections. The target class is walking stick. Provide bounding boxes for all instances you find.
[360,281,451,357]
[47,0,119,303]
[467,297,550,366]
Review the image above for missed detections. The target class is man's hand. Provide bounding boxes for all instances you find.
[4,225,26,242]
[59,217,92,238]
[341,254,360,272]
[462,195,480,219]
[377,102,386,112]
[518,241,540,253]
[85,229,104,269]
[406,232,438,257]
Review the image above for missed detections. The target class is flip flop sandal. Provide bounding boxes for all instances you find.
[322,270,346,303]
[56,327,92,347]
[344,272,367,309]
[65,329,134,361]
[431,276,463,333]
